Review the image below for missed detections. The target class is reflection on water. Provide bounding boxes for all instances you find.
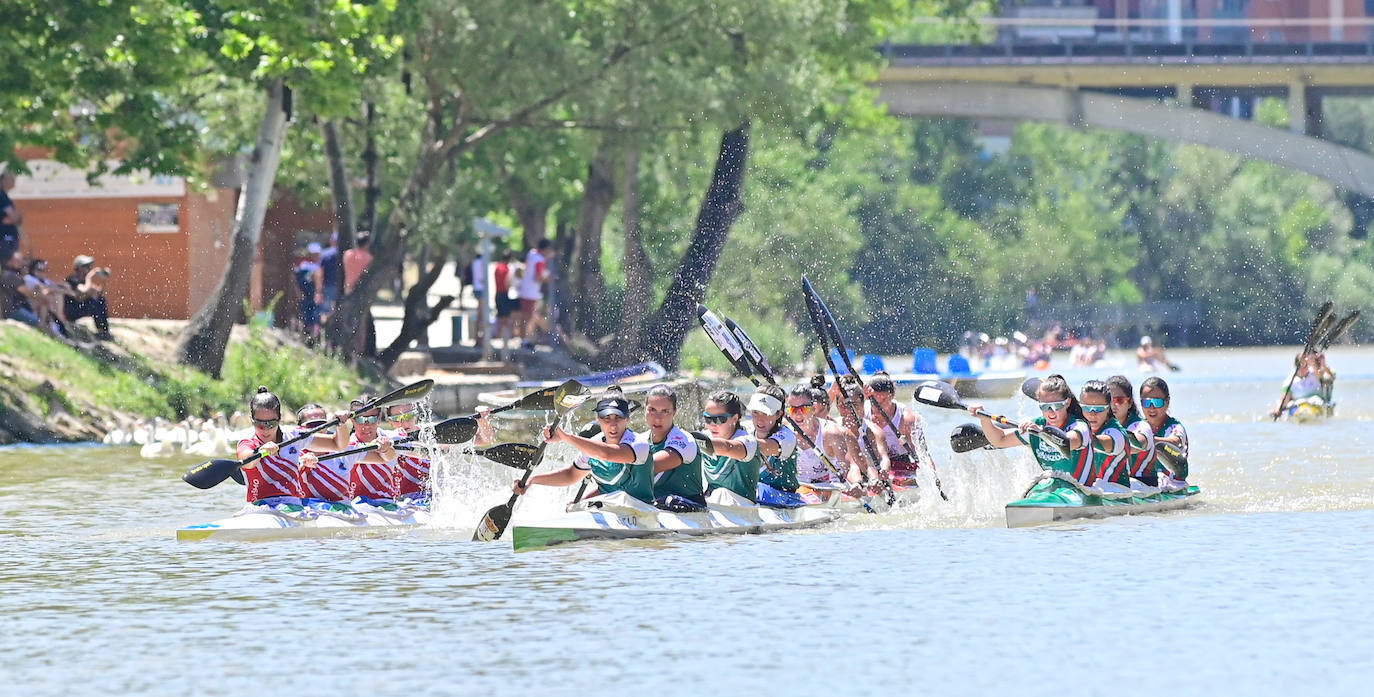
[3,346,1373,696]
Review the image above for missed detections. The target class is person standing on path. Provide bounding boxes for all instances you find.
[516,239,553,350]
[0,164,24,262]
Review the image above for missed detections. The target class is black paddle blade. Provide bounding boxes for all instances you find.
[514,380,584,411]
[1320,310,1361,351]
[230,467,246,485]
[912,381,965,410]
[801,276,852,370]
[1019,377,1042,400]
[377,379,436,409]
[431,416,479,444]
[697,304,752,377]
[478,443,544,469]
[182,458,242,489]
[473,502,514,542]
[723,315,775,381]
[950,423,992,453]
[690,431,716,457]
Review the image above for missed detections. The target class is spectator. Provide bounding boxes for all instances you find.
[65,254,112,340]
[517,239,554,349]
[343,232,372,294]
[296,242,323,341]
[467,249,485,342]
[24,258,69,336]
[492,249,517,349]
[316,235,341,323]
[0,164,23,261]
[2,250,44,329]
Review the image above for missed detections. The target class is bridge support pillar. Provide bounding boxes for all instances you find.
[1176,83,1197,109]
[1288,81,1323,137]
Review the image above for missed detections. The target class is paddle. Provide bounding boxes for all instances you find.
[802,277,949,501]
[303,437,417,464]
[1273,300,1335,421]
[182,379,435,489]
[476,442,545,470]
[1318,310,1361,352]
[696,305,871,508]
[431,380,587,444]
[1020,377,1042,400]
[950,423,992,453]
[1155,441,1189,480]
[913,380,1071,450]
[471,381,588,542]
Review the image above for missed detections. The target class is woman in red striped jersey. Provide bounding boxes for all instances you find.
[345,394,399,504]
[237,387,354,507]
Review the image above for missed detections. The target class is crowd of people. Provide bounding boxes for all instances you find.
[2,249,112,341]
[473,238,555,352]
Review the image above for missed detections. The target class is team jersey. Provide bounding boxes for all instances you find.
[238,428,306,502]
[1016,417,1094,485]
[1153,417,1190,481]
[394,450,431,498]
[1118,412,1158,481]
[757,425,800,492]
[1088,417,1129,486]
[1290,371,1322,399]
[702,427,761,502]
[795,424,836,483]
[297,442,362,502]
[348,434,399,501]
[650,425,703,501]
[574,429,653,502]
[866,402,912,456]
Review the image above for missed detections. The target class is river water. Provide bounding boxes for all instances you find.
[4,346,1373,696]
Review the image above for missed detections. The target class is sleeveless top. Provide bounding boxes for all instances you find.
[1089,417,1129,486]
[650,425,703,501]
[795,423,834,483]
[867,402,911,457]
[758,425,800,492]
[702,427,761,502]
[1153,417,1190,480]
[1119,412,1158,479]
[574,429,653,502]
[1016,417,1094,485]
[1290,371,1322,399]
[239,428,306,502]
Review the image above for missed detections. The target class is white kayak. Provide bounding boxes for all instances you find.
[510,489,841,551]
[176,499,430,541]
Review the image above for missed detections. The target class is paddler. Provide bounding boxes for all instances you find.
[343,394,400,505]
[1140,377,1190,486]
[695,390,764,503]
[236,387,353,507]
[835,379,888,486]
[387,401,432,506]
[789,383,847,485]
[1270,351,1334,418]
[966,374,1094,484]
[865,372,926,484]
[749,384,801,506]
[642,384,706,511]
[1077,380,1129,487]
[514,388,653,503]
[1107,375,1158,487]
[294,403,361,510]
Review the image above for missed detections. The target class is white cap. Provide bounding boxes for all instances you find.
[307,242,323,254]
[1140,336,1152,345]
[747,393,783,415]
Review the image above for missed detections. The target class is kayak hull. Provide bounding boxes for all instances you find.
[1005,474,1200,528]
[510,490,840,551]
[176,502,429,541]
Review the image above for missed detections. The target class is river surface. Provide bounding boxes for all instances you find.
[4,346,1373,696]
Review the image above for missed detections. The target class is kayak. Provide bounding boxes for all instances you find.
[1005,472,1200,528]
[176,500,430,541]
[1279,395,1334,423]
[795,481,916,512]
[509,489,841,551]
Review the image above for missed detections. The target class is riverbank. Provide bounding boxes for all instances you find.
[0,317,377,444]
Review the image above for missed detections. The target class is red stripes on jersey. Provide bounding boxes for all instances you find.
[394,453,430,497]
[350,461,398,500]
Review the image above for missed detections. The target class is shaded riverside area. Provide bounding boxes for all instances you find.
[3,2,1373,443]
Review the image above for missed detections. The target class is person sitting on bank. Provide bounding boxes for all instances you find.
[1,250,48,332]
[65,255,112,340]
[24,258,69,336]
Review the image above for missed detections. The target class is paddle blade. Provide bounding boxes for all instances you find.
[1019,377,1042,400]
[431,416,478,444]
[473,502,514,542]
[690,431,716,457]
[912,381,965,410]
[723,315,774,381]
[697,304,752,377]
[376,379,436,409]
[1320,310,1361,351]
[801,276,856,373]
[182,458,241,489]
[950,423,992,453]
[230,467,246,486]
[478,443,544,469]
[514,380,585,412]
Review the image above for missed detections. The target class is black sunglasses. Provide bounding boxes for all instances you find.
[252,417,279,428]
[701,411,732,425]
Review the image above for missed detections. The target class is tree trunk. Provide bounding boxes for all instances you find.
[321,119,356,248]
[571,137,617,337]
[506,176,549,251]
[377,251,454,369]
[359,100,380,243]
[639,122,751,369]
[607,145,650,366]
[175,79,290,377]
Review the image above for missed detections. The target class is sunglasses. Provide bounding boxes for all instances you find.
[1111,396,1130,404]
[1081,404,1109,414]
[1141,397,1166,409]
[252,417,279,428]
[786,404,813,414]
[1038,399,1069,413]
[355,414,383,424]
[701,412,733,425]
[388,411,416,422]
[301,419,328,429]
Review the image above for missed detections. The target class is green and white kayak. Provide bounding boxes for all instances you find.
[510,489,841,552]
[1005,472,1200,528]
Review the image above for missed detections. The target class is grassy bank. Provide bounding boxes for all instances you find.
[0,317,376,443]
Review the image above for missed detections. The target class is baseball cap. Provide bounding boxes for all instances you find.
[595,397,629,419]
[1140,336,1152,345]
[307,242,323,254]
[74,255,95,267]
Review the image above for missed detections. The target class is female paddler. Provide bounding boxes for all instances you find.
[296,398,398,511]
[387,401,432,506]
[695,390,766,503]
[750,384,801,506]
[294,403,357,510]
[835,378,888,486]
[966,375,1094,484]
[1107,375,1158,487]
[1077,380,1128,488]
[643,384,706,511]
[237,387,353,508]
[343,394,400,505]
[865,372,925,484]
[514,388,653,503]
[789,382,848,485]
[1140,377,1190,486]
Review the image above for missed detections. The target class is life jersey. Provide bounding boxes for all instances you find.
[795,423,835,483]
[757,425,799,492]
[394,449,431,498]
[348,433,399,500]
[1016,417,1094,485]
[866,401,912,457]
[702,427,761,503]
[1088,417,1129,486]
[574,429,653,502]
[239,428,306,502]
[297,441,362,502]
[649,425,703,501]
[1119,412,1158,480]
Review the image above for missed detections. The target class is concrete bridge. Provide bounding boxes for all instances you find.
[875,31,1374,197]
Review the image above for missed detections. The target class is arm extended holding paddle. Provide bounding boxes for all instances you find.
[300,436,409,469]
